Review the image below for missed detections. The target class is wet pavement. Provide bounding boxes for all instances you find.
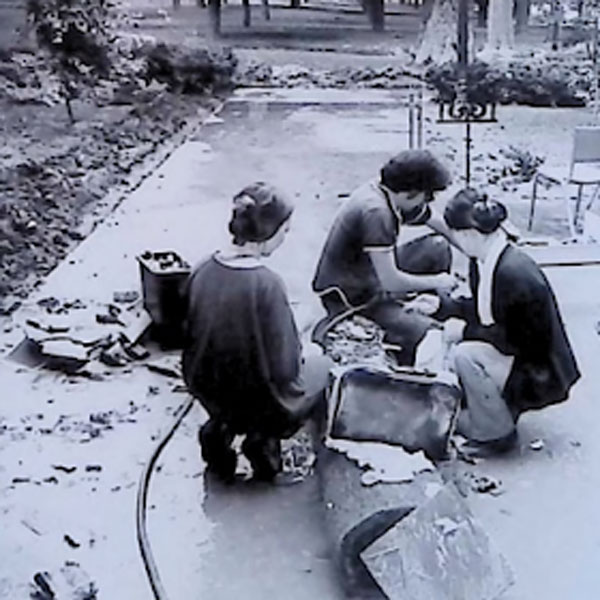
[1,88,600,599]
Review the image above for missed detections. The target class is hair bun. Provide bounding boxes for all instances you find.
[472,198,507,233]
[228,182,294,245]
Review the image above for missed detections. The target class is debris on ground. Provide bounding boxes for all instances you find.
[462,472,505,496]
[483,145,545,189]
[8,296,154,376]
[529,438,545,451]
[281,431,317,482]
[144,356,182,379]
[325,438,434,486]
[30,563,98,600]
[324,316,386,366]
[112,290,140,304]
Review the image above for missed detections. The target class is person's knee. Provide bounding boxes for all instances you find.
[451,342,477,373]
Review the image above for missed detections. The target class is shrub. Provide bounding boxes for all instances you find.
[26,0,118,121]
[143,43,237,94]
[426,57,587,108]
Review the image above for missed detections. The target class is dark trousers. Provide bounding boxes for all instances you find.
[199,355,332,481]
[321,234,451,366]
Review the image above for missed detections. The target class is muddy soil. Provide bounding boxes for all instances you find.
[0,90,219,314]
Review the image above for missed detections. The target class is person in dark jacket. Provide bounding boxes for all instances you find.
[420,188,580,456]
[182,182,331,482]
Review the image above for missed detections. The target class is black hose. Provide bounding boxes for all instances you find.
[136,395,197,600]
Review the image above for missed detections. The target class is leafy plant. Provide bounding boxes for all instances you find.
[26,0,117,122]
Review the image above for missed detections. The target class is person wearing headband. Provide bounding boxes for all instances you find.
[430,188,580,457]
[182,182,331,482]
[312,149,458,366]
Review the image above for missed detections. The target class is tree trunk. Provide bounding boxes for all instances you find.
[262,0,271,21]
[209,0,221,35]
[365,0,385,32]
[419,0,435,25]
[173,0,181,9]
[242,0,251,27]
[514,0,530,34]
[550,0,560,50]
[487,0,514,52]
[475,0,488,27]
[290,0,300,7]
[416,0,458,64]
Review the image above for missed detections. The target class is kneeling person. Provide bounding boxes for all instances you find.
[436,188,580,456]
[312,149,456,365]
[182,182,331,482]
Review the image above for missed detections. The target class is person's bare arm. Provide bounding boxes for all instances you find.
[368,249,455,296]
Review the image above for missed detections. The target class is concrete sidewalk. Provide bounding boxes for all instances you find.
[1,88,600,599]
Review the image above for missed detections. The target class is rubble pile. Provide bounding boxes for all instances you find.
[12,294,154,378]
[478,145,545,191]
[323,315,387,366]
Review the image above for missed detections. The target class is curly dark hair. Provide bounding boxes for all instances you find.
[380,150,452,194]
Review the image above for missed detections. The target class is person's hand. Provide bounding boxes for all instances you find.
[443,318,466,346]
[433,273,457,293]
[404,294,441,316]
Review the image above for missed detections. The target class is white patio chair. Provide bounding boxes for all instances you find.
[529,126,600,237]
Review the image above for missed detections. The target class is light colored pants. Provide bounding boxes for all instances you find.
[451,341,516,442]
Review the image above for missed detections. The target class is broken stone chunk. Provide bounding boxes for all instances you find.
[145,357,182,379]
[39,340,89,373]
[113,290,139,304]
[99,341,130,367]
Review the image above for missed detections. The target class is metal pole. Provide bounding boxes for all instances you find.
[466,121,472,184]
[409,92,415,149]
[594,17,599,120]
[457,0,469,68]
[458,0,471,183]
